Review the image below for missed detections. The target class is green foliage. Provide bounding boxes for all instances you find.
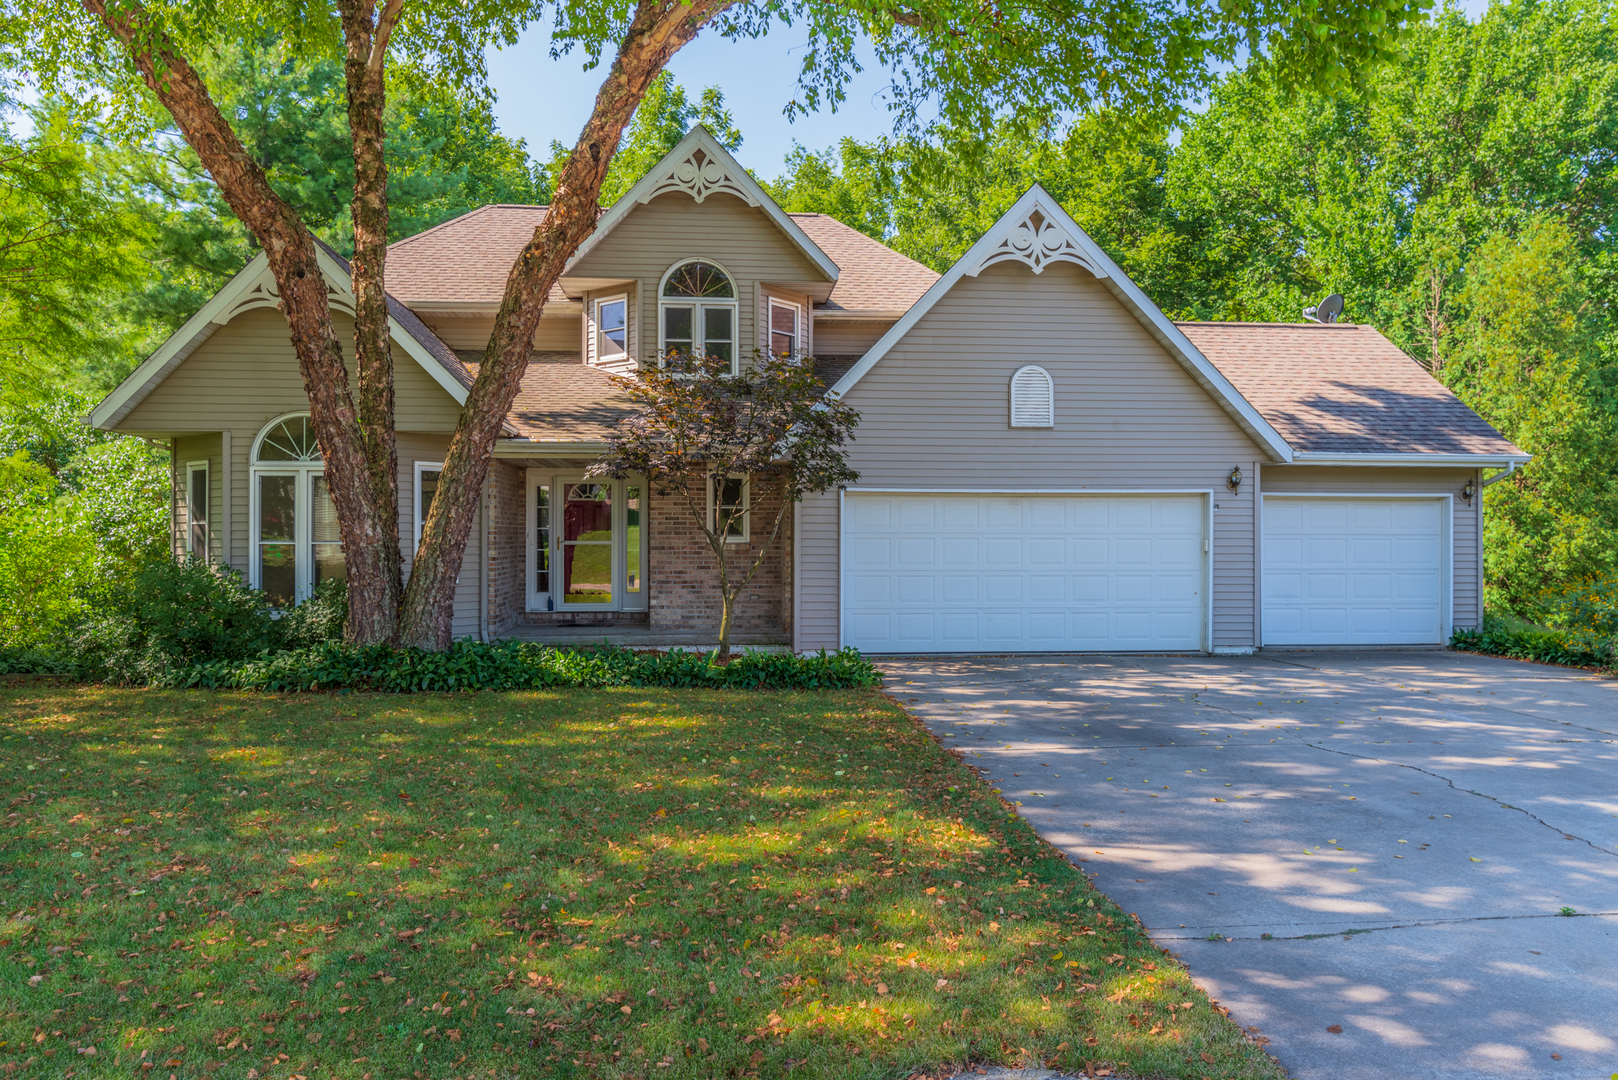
[0,451,92,644]
[555,72,742,206]
[1445,219,1618,613]
[74,557,288,684]
[164,641,882,692]
[1450,613,1614,670]
[0,101,151,385]
[1545,575,1618,639]
[126,38,547,334]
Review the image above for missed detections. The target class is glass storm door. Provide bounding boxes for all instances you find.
[561,482,615,606]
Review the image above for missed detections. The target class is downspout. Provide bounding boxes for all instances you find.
[1482,461,1518,487]
[1253,460,1263,651]
[221,430,232,571]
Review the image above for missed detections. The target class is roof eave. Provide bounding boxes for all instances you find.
[1287,451,1533,468]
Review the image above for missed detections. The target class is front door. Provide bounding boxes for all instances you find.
[526,472,646,613]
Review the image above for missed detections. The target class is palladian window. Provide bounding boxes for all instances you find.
[251,414,345,605]
[660,259,736,372]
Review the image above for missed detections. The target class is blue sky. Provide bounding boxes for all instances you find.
[483,28,907,181]
[484,0,1496,179]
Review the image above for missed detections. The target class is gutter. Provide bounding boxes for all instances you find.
[1290,451,1533,468]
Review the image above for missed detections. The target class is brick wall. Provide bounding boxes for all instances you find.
[649,476,788,632]
[486,460,525,637]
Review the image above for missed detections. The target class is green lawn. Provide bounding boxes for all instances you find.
[0,686,1279,1080]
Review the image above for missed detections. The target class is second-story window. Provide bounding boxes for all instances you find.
[660,259,736,372]
[595,296,627,365]
[769,299,801,356]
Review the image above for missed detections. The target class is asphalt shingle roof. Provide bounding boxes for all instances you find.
[789,213,939,314]
[386,205,567,307]
[1179,321,1523,457]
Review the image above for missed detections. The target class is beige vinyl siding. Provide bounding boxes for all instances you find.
[795,262,1267,653]
[1260,464,1480,632]
[120,308,462,434]
[810,320,891,358]
[172,433,223,564]
[427,313,581,355]
[568,192,826,369]
[398,433,484,640]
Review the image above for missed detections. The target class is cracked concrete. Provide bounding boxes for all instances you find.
[884,650,1618,1080]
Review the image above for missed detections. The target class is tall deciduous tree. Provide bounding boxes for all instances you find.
[588,350,859,658]
[16,0,1429,648]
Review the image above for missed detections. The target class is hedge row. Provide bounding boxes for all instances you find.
[152,639,883,693]
[1449,621,1614,670]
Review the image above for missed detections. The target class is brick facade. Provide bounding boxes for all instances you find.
[485,460,525,637]
[648,477,789,633]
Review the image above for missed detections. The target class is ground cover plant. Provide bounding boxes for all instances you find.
[0,687,1279,1080]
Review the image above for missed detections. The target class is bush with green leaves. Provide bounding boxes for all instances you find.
[0,451,94,645]
[163,640,882,693]
[73,557,348,684]
[1450,614,1614,671]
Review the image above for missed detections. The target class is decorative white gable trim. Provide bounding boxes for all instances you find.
[826,184,1294,463]
[91,246,464,431]
[566,125,839,285]
[639,145,758,206]
[972,208,1106,279]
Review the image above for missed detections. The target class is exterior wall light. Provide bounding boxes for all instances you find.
[1462,478,1476,505]
[1227,466,1243,493]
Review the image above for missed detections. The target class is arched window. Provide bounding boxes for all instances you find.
[1010,365,1054,428]
[659,259,737,372]
[251,414,345,605]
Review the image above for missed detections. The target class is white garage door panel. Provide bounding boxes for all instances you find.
[1263,497,1445,646]
[843,494,1205,653]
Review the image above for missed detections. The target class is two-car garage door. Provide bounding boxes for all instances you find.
[842,493,1206,653]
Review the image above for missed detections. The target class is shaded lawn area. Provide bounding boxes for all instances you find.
[0,687,1279,1080]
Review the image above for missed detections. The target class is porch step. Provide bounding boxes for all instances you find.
[497,625,792,652]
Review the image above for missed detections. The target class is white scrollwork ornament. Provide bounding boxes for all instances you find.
[641,147,759,206]
[974,206,1106,278]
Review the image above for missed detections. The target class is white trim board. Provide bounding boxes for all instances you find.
[1289,451,1532,468]
[825,184,1295,464]
[566,125,839,287]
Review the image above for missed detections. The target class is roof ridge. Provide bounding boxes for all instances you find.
[1175,320,1366,328]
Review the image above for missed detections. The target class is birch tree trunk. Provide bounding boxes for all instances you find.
[83,0,402,644]
[395,0,734,649]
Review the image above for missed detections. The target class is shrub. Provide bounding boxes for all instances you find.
[1450,614,1614,670]
[76,557,297,684]
[0,451,94,645]
[277,576,350,649]
[162,639,882,693]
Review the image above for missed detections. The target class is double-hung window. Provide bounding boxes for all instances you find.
[768,299,801,356]
[710,474,750,543]
[595,296,627,366]
[414,462,443,546]
[660,260,736,372]
[185,460,210,557]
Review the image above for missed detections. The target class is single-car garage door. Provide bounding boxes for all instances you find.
[1262,496,1447,646]
[842,493,1206,653]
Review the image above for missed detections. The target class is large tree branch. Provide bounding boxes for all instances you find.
[84,0,399,643]
[398,0,736,648]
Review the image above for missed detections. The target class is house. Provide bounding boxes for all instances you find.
[90,126,1527,654]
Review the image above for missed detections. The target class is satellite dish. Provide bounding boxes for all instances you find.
[1309,293,1345,324]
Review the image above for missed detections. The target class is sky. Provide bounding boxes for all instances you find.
[483,29,925,181]
[485,0,1497,179]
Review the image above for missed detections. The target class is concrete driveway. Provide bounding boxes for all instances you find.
[882,651,1618,1080]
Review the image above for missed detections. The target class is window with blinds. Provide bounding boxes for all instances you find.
[1010,365,1054,427]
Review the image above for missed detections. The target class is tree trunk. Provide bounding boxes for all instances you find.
[338,0,405,643]
[86,0,399,643]
[717,587,736,660]
[395,0,734,649]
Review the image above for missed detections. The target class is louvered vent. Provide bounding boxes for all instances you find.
[1010,365,1054,427]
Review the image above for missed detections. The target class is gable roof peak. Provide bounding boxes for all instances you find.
[566,124,838,283]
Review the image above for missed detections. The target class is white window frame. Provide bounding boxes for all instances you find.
[248,412,340,605]
[767,297,802,357]
[658,259,738,374]
[184,459,210,558]
[414,461,444,547]
[594,295,629,366]
[708,472,751,543]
